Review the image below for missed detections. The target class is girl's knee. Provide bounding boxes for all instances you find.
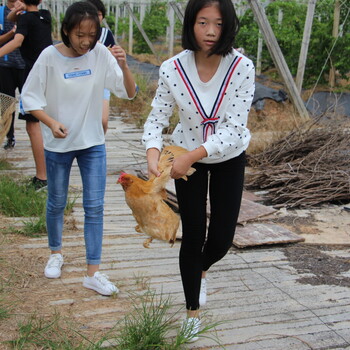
[47,202,66,215]
[84,203,104,217]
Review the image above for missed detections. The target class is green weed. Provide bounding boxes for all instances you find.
[0,158,12,170]
[0,176,46,218]
[0,287,13,321]
[111,290,177,349]
[7,313,101,350]
[104,289,224,349]
[0,175,78,236]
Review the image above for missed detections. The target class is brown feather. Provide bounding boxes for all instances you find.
[117,146,195,248]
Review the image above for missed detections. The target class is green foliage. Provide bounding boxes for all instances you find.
[308,0,350,83]
[109,289,224,349]
[117,16,130,37]
[0,158,12,170]
[0,175,78,236]
[0,287,13,321]
[105,15,116,33]
[0,176,46,218]
[21,215,47,236]
[113,72,179,132]
[236,0,350,87]
[0,176,46,236]
[133,0,169,54]
[8,313,100,349]
[114,290,177,349]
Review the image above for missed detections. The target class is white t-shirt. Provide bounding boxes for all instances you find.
[22,43,130,152]
[142,49,255,164]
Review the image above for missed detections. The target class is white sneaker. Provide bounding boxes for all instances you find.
[83,271,119,296]
[181,317,201,343]
[44,253,64,278]
[199,278,207,306]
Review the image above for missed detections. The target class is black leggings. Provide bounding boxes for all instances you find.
[175,152,246,310]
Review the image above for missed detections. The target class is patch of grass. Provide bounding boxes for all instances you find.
[21,215,47,236]
[7,313,101,350]
[0,175,78,236]
[0,287,13,321]
[64,194,79,216]
[111,290,177,349]
[110,72,179,133]
[133,271,151,290]
[0,263,16,323]
[105,289,224,349]
[247,99,304,155]
[0,175,46,217]
[111,72,156,126]
[0,158,13,170]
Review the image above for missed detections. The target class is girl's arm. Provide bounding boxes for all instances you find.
[109,45,136,98]
[0,25,16,45]
[170,146,207,179]
[0,33,23,57]
[29,110,67,138]
[7,1,26,22]
[146,147,161,178]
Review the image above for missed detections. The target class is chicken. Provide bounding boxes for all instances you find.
[117,146,195,248]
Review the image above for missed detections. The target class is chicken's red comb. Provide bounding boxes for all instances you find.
[117,172,127,182]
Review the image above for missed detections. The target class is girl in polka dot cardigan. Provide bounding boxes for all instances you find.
[143,0,255,340]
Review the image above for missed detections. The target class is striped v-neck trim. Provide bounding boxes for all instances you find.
[174,55,242,141]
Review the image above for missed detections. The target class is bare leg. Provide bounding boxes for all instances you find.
[26,121,46,180]
[87,264,99,277]
[102,99,109,135]
[187,309,200,318]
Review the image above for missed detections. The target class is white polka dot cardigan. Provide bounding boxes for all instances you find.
[142,49,255,164]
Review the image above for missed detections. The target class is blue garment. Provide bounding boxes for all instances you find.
[99,27,115,101]
[99,27,115,47]
[0,5,25,68]
[45,144,106,265]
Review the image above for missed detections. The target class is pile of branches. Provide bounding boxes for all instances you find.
[246,123,350,208]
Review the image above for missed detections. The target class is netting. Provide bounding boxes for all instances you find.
[0,93,17,145]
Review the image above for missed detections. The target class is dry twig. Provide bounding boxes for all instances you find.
[246,125,350,208]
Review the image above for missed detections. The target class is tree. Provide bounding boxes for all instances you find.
[133,0,169,54]
[237,0,350,88]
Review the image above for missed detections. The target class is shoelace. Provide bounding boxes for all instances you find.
[95,272,112,286]
[47,256,62,268]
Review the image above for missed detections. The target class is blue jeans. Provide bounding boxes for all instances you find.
[45,144,106,265]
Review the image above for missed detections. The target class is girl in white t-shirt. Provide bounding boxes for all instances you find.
[21,1,137,296]
[143,0,255,341]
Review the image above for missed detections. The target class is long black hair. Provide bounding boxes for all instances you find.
[182,0,240,57]
[60,1,100,50]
